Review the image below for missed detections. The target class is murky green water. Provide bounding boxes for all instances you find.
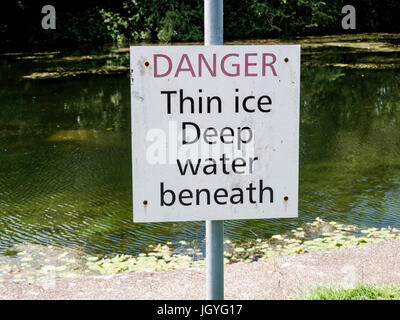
[1,37,400,256]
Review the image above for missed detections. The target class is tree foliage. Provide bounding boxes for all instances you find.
[1,0,399,50]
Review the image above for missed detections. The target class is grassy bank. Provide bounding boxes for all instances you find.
[300,284,400,300]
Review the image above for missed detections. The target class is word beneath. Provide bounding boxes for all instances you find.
[160,179,274,206]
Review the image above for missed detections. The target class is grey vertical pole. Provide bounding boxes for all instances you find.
[204,0,223,46]
[204,0,224,300]
[206,220,224,299]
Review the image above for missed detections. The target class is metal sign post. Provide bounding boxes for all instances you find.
[130,0,300,301]
[204,0,224,301]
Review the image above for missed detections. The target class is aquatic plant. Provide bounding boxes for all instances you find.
[2,218,400,283]
[85,218,400,274]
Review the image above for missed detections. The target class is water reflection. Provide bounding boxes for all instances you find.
[0,45,400,256]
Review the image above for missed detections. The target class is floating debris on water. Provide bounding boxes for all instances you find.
[1,218,400,283]
[0,244,94,284]
[84,218,400,275]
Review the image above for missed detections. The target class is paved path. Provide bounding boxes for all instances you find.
[1,240,400,299]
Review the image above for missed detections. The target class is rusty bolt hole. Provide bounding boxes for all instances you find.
[284,57,289,63]
[284,196,289,201]
[144,61,150,68]
[143,200,148,205]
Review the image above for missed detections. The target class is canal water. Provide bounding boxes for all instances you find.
[1,37,400,256]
